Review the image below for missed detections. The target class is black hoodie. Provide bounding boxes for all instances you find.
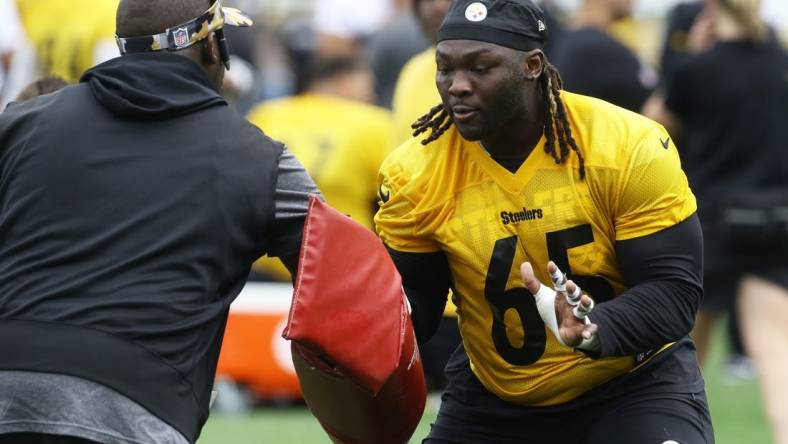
[84,52,225,119]
[0,53,283,442]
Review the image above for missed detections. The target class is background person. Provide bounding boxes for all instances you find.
[391,0,454,144]
[647,0,755,382]
[657,0,706,88]
[551,0,658,111]
[1,0,118,109]
[13,0,119,83]
[312,0,395,58]
[366,0,430,108]
[646,0,788,442]
[247,55,392,281]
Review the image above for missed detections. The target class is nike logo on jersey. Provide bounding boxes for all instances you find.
[660,137,671,150]
[500,207,543,225]
[378,183,390,203]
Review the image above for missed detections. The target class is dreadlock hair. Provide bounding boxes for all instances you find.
[411,59,586,179]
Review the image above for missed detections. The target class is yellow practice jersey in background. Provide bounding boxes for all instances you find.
[248,93,394,280]
[16,0,118,83]
[391,47,440,146]
[375,91,696,406]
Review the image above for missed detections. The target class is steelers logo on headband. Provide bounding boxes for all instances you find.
[465,2,488,22]
[116,0,253,55]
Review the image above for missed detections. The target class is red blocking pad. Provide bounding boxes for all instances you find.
[283,196,426,444]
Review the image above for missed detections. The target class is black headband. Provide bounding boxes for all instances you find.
[116,0,253,55]
[437,0,548,51]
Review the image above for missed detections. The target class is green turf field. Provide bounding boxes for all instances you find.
[199,324,771,443]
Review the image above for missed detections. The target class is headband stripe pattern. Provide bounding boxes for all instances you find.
[116,0,252,54]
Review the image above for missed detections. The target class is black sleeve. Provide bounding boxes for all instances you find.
[386,247,452,344]
[590,214,703,358]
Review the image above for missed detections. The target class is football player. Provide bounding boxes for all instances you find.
[375,1,713,442]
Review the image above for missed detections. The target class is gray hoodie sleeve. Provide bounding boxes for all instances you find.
[267,147,322,260]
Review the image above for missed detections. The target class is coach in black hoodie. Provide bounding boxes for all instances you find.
[0,1,318,443]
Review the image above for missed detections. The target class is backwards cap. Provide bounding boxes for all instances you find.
[116,0,252,55]
[437,0,548,51]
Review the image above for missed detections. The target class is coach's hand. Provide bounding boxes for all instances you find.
[520,261,598,348]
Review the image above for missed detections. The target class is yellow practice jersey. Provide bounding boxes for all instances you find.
[16,0,118,83]
[248,93,394,280]
[375,91,696,406]
[391,47,440,146]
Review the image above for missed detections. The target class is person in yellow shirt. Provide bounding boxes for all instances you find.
[391,0,453,145]
[248,55,393,280]
[15,0,119,83]
[375,1,713,442]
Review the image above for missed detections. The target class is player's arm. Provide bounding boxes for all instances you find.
[586,213,702,357]
[585,126,702,358]
[266,146,322,278]
[386,247,451,344]
[374,148,448,344]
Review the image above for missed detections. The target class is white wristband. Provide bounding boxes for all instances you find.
[533,283,566,346]
[534,281,596,350]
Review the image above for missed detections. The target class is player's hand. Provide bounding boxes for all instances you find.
[520,261,598,348]
[688,9,716,54]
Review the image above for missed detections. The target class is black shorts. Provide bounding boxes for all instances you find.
[423,339,714,444]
